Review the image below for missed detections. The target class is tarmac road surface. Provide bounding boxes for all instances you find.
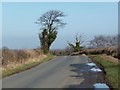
[2,56,106,88]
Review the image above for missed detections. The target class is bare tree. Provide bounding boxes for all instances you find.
[89,35,118,48]
[36,10,66,53]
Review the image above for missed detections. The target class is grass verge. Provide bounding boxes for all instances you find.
[2,54,55,78]
[89,55,119,89]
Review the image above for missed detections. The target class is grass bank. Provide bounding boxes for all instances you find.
[89,55,119,89]
[2,54,55,78]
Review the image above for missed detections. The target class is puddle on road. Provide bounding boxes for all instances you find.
[86,62,102,72]
[94,83,109,90]
[74,61,109,89]
[90,68,102,72]
[86,62,96,67]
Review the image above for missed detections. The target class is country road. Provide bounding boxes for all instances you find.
[2,56,106,88]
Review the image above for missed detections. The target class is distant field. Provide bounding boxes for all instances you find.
[89,55,119,89]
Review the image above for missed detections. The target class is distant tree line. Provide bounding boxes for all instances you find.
[89,35,118,48]
[50,34,119,57]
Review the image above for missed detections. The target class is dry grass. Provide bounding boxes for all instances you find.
[2,54,47,71]
[1,48,56,77]
[1,48,48,75]
[101,55,118,63]
[81,46,118,58]
[2,48,43,66]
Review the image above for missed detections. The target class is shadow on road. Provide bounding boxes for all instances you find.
[67,63,106,89]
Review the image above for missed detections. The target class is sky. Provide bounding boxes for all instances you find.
[2,2,118,49]
[0,2,2,49]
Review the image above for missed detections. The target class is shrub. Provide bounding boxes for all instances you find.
[15,50,29,63]
[81,46,118,58]
[2,48,43,66]
[2,48,15,65]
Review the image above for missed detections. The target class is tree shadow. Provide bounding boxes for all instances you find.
[67,63,107,89]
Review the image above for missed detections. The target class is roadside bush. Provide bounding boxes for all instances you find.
[2,48,43,66]
[15,50,29,63]
[2,48,15,65]
[81,46,118,58]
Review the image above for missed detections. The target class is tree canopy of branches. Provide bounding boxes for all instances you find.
[89,35,118,48]
[36,10,66,53]
[68,33,84,52]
